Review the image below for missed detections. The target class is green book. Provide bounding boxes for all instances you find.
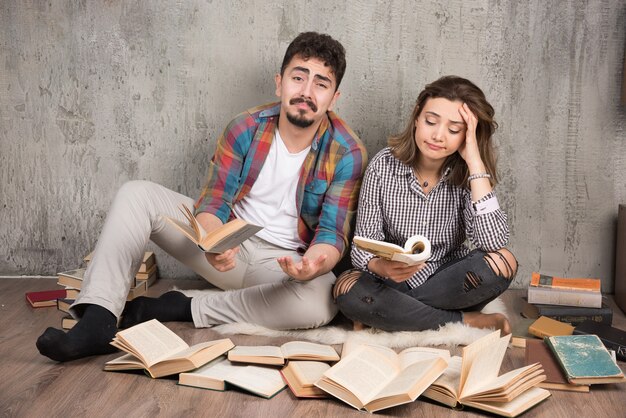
[544,335,625,385]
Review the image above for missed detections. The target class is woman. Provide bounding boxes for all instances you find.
[334,76,516,333]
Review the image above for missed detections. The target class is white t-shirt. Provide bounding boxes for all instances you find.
[232,129,310,250]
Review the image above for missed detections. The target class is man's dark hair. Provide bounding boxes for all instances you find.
[280,32,347,89]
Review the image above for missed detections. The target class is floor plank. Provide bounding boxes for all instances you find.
[1,278,624,417]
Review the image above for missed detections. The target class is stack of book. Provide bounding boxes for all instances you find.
[524,272,612,326]
[524,334,626,393]
[56,251,158,329]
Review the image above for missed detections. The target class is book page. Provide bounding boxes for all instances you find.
[229,345,284,359]
[459,331,510,398]
[430,356,462,396]
[186,357,244,380]
[281,341,339,360]
[376,358,447,400]
[115,319,189,366]
[322,346,400,404]
[288,361,331,386]
[227,365,286,397]
[398,347,450,369]
[162,216,200,245]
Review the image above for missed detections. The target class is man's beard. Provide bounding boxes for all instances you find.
[286,97,318,128]
[286,111,315,128]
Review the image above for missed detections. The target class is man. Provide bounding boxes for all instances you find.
[37,32,368,362]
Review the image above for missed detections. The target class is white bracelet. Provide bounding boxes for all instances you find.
[468,172,491,182]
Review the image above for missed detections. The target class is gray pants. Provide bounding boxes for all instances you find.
[73,180,337,330]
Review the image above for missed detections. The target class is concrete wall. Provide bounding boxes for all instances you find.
[1,1,625,290]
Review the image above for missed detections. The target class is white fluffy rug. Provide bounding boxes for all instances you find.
[177,288,510,349]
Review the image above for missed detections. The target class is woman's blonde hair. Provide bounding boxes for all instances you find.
[388,76,499,187]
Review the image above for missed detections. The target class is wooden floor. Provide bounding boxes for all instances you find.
[1,278,625,418]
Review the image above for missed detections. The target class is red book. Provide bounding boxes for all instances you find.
[25,289,67,308]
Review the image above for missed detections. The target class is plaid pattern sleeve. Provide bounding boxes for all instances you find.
[301,112,368,256]
[194,111,256,222]
[351,148,510,288]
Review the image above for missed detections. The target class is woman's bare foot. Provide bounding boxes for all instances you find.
[353,320,366,331]
[463,312,511,335]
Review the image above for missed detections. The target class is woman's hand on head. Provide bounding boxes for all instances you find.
[457,103,483,169]
[368,257,426,283]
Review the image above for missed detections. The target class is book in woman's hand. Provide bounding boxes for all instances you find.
[353,235,431,266]
[162,204,262,253]
[104,319,234,378]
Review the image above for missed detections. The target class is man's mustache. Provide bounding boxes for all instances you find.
[289,97,317,112]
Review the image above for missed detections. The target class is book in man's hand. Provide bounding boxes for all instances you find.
[421,331,550,418]
[314,344,449,412]
[162,204,262,253]
[228,341,340,366]
[352,235,431,266]
[104,319,234,378]
[179,356,286,399]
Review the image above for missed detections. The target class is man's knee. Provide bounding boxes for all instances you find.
[116,180,154,201]
[484,248,518,280]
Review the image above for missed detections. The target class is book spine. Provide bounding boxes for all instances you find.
[544,313,612,326]
[527,287,602,308]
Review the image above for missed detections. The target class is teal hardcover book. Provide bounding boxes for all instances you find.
[544,335,625,385]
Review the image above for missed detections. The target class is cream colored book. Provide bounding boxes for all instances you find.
[353,235,431,266]
[179,357,286,399]
[104,319,234,378]
[281,361,331,398]
[228,341,340,366]
[422,331,551,417]
[162,204,262,253]
[314,344,449,412]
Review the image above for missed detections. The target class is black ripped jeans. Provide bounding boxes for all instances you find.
[336,250,513,331]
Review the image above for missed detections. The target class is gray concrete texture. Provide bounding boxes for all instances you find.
[1,1,625,290]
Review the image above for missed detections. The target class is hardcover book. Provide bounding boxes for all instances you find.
[528,316,575,338]
[544,334,626,385]
[178,356,286,399]
[352,235,431,266]
[25,289,67,308]
[530,272,601,292]
[524,339,589,392]
[421,331,549,417]
[56,298,75,314]
[280,360,330,398]
[162,204,262,254]
[227,342,339,366]
[56,268,86,289]
[104,319,234,378]
[522,300,613,326]
[573,320,626,361]
[527,285,602,308]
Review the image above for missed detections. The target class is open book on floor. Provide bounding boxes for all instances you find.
[227,341,340,366]
[281,361,331,398]
[314,344,449,412]
[352,235,431,266]
[421,330,550,418]
[162,204,263,253]
[104,319,234,378]
[178,356,286,399]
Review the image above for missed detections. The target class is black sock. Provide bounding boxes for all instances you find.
[36,304,118,362]
[119,291,192,329]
